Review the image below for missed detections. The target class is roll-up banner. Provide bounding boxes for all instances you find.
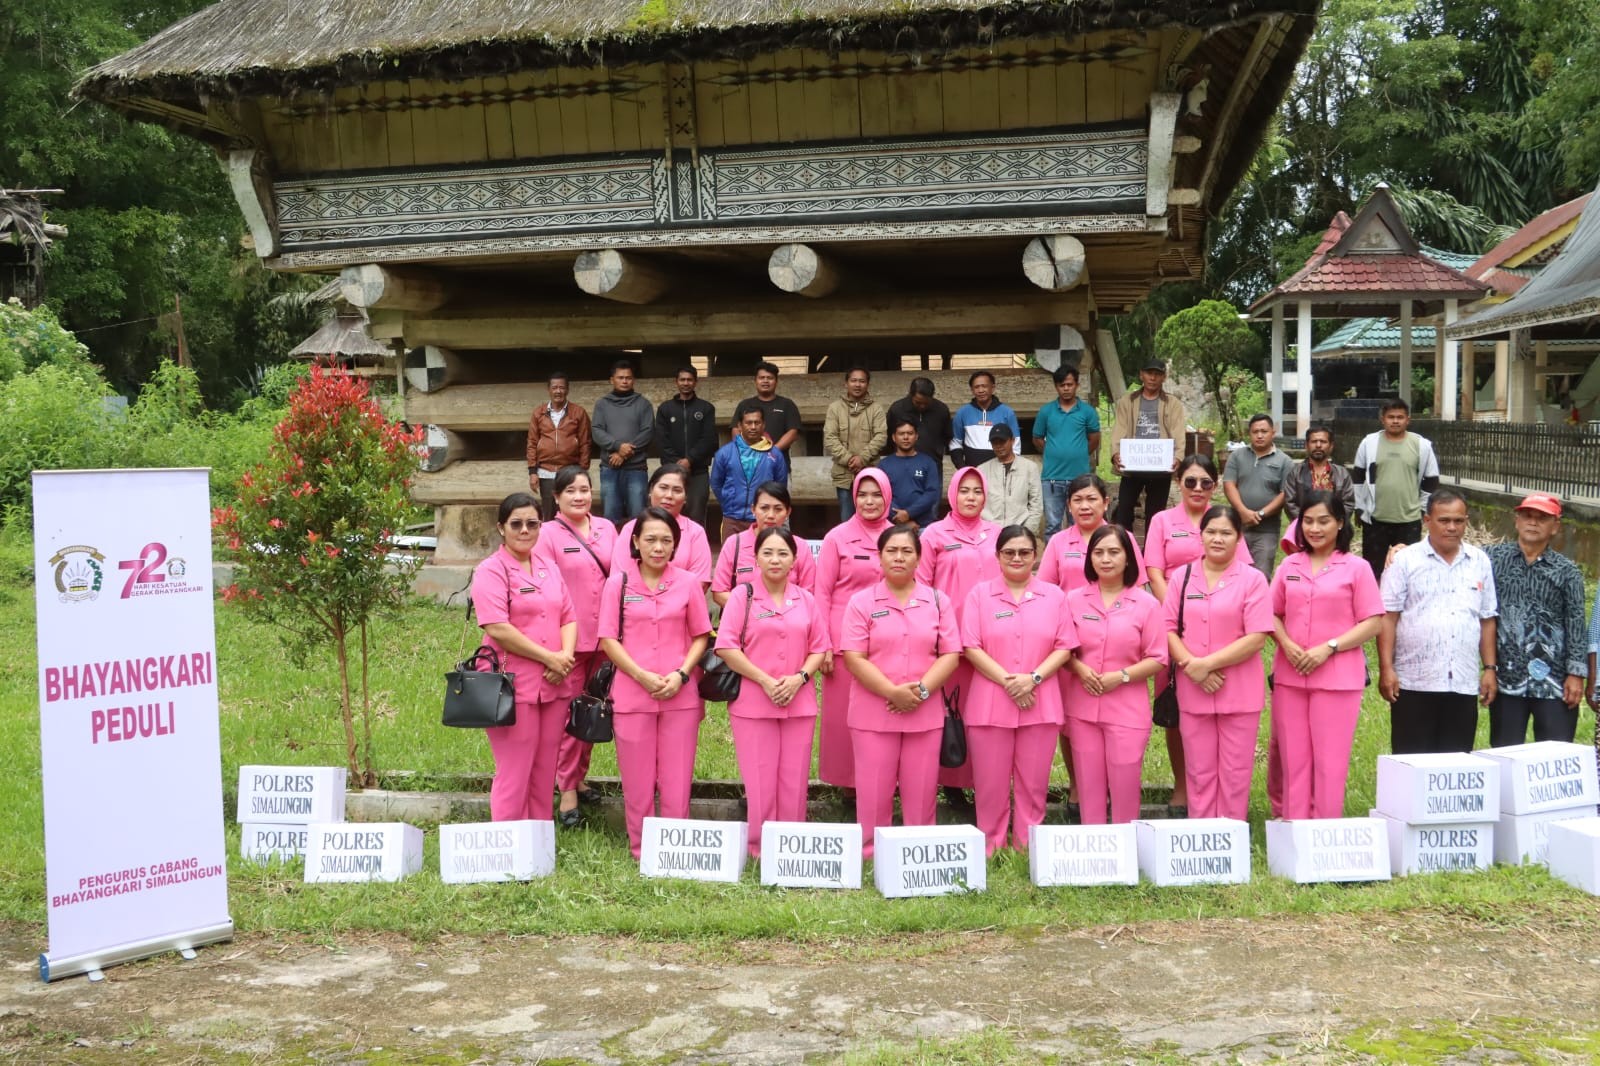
[32,469,232,981]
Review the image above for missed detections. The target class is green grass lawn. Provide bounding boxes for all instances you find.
[4,575,1597,945]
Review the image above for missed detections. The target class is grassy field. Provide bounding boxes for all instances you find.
[3,551,1597,945]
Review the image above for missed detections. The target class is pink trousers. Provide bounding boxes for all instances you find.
[1271,686,1362,820]
[613,708,703,859]
[852,727,941,859]
[1266,720,1282,818]
[731,714,817,855]
[936,663,975,789]
[485,699,567,822]
[1177,710,1261,821]
[1067,716,1153,825]
[555,651,602,791]
[818,667,855,788]
[968,722,1058,855]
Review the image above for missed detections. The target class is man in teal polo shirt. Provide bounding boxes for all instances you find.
[1031,364,1101,536]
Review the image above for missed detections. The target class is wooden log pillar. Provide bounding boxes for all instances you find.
[340,264,453,311]
[574,249,669,304]
[768,244,841,298]
[1021,235,1086,291]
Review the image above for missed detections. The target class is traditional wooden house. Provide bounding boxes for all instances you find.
[0,189,66,308]
[77,0,1314,566]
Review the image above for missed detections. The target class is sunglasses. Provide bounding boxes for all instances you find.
[505,519,542,532]
[998,548,1036,560]
[1182,477,1216,490]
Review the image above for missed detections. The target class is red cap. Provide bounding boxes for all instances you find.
[1515,493,1562,517]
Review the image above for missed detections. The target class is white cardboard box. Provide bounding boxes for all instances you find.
[240,823,311,863]
[1545,817,1600,895]
[640,817,747,883]
[1478,741,1599,815]
[237,765,345,824]
[1028,824,1139,887]
[439,820,555,883]
[1135,818,1251,886]
[304,822,422,883]
[873,825,986,897]
[1265,819,1391,883]
[759,821,862,889]
[1371,811,1493,875]
[1494,806,1594,866]
[1373,753,1499,824]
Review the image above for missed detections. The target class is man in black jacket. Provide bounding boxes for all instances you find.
[885,377,953,463]
[654,366,719,525]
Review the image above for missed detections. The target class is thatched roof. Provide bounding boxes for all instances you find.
[76,0,1316,104]
[289,309,391,362]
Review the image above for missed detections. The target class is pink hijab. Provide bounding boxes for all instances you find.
[850,467,893,541]
[945,465,991,539]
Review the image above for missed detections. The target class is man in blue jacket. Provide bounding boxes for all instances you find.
[710,407,788,540]
[950,370,1022,468]
[879,418,941,530]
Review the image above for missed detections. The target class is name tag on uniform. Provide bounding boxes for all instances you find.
[757,611,777,619]
[736,566,754,574]
[1285,574,1302,581]
[994,611,1014,619]
[1186,593,1205,600]
[1172,531,1191,538]
[624,595,646,603]
[942,543,961,552]
[870,610,890,619]
[853,554,871,561]
[1065,551,1082,558]
[517,584,540,594]
[1080,613,1101,622]
[562,546,582,553]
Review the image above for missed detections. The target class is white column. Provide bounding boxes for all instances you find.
[1440,299,1460,420]
[1397,299,1413,406]
[1270,302,1284,429]
[1296,300,1313,436]
[1493,340,1509,415]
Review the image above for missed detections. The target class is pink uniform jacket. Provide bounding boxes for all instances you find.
[1065,585,1169,726]
[597,560,713,714]
[471,547,578,705]
[958,578,1077,728]
[714,582,828,719]
[531,516,617,652]
[1143,506,1205,576]
[841,581,960,733]
[1038,522,1149,593]
[611,513,713,584]
[1270,550,1383,691]
[713,528,816,596]
[1162,556,1273,715]
[914,470,1003,607]
[815,523,888,649]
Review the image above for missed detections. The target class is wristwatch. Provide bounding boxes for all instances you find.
[799,670,812,684]
[1483,664,1498,672]
[676,668,691,684]
[915,682,931,702]
[1030,671,1045,686]
[1327,639,1339,652]
[1120,668,1132,685]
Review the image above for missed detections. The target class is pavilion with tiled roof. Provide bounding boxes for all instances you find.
[1249,184,1490,429]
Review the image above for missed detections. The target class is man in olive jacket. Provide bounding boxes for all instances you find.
[823,366,888,520]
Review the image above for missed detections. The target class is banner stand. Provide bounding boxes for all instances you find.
[40,920,234,983]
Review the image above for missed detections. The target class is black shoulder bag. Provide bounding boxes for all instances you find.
[698,581,752,701]
[934,590,968,768]
[443,584,517,729]
[1151,564,1190,729]
[566,574,623,743]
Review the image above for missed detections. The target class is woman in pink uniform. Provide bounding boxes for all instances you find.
[471,493,578,822]
[1163,505,1272,822]
[1037,472,1147,821]
[611,466,713,584]
[1066,524,1168,824]
[1270,492,1383,819]
[713,527,829,855]
[531,465,617,827]
[1141,453,1218,817]
[960,526,1077,855]
[916,467,1002,806]
[712,480,815,607]
[597,507,713,858]
[842,525,962,859]
[814,468,894,800]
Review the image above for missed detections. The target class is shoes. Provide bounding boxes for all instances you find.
[1167,803,1188,819]
[558,807,582,828]
[575,787,602,806]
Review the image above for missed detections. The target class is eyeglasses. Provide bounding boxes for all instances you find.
[505,519,541,532]
[1182,477,1216,490]
[998,549,1036,560]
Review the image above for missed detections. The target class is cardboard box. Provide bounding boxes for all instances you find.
[1479,741,1599,816]
[873,825,986,897]
[439,820,555,883]
[759,822,862,889]
[1546,817,1600,895]
[1265,819,1390,883]
[1373,753,1499,824]
[1371,811,1493,876]
[640,818,747,883]
[304,822,422,883]
[1028,824,1139,887]
[236,765,345,825]
[1135,818,1251,886]
[239,823,311,863]
[1494,806,1594,867]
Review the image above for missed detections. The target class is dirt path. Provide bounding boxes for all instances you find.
[4,912,1600,1063]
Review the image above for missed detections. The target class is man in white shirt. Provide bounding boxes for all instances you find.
[1377,488,1498,754]
[978,424,1042,532]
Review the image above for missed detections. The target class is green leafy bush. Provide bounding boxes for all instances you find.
[0,364,117,511]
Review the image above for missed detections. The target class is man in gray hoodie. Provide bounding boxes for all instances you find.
[591,360,655,524]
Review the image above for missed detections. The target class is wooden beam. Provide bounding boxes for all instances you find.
[767,243,841,298]
[573,249,669,304]
[340,263,453,311]
[404,289,1090,350]
[1145,92,1182,220]
[222,149,277,258]
[1021,234,1087,292]
[1172,135,1202,154]
[1197,17,1280,200]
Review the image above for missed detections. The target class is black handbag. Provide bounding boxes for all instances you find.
[1152,563,1190,729]
[939,684,967,768]
[442,587,519,732]
[698,582,752,701]
[567,574,625,743]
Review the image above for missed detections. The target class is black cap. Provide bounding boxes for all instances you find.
[988,423,1015,443]
[1142,359,1167,373]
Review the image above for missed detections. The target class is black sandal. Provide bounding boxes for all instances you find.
[558,807,583,828]
[575,787,602,806]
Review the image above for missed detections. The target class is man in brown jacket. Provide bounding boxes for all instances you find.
[1110,359,1187,535]
[526,370,593,518]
